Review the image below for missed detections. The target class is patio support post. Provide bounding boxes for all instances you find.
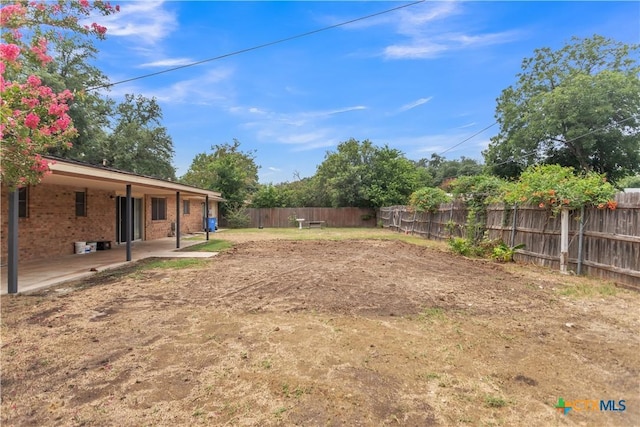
[205,195,210,241]
[176,191,180,249]
[126,184,132,261]
[8,189,19,294]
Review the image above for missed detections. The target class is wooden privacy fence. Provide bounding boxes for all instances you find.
[379,192,640,288]
[243,207,377,228]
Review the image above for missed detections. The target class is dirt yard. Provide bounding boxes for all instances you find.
[1,231,638,426]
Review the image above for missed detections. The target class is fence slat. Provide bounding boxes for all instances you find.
[379,192,640,288]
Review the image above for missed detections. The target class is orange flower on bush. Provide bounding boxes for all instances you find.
[607,200,617,210]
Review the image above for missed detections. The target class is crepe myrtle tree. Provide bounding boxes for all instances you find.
[0,0,118,190]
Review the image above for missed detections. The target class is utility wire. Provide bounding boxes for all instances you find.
[87,0,425,92]
[438,121,497,156]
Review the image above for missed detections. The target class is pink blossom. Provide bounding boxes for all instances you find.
[24,113,40,129]
[0,4,27,26]
[30,38,52,65]
[48,103,69,116]
[55,116,71,131]
[26,75,42,87]
[58,89,74,101]
[79,0,89,7]
[91,22,107,35]
[38,85,53,97]
[21,97,40,108]
[0,43,21,62]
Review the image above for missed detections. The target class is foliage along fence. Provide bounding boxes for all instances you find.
[379,192,640,289]
[242,207,377,228]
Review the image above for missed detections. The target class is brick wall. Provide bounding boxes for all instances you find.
[144,196,208,240]
[1,183,116,264]
[1,185,219,264]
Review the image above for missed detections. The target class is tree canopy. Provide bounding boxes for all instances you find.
[416,154,483,188]
[484,35,640,184]
[314,138,429,208]
[96,94,176,180]
[181,139,259,215]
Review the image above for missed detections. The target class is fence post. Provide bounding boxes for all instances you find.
[577,205,585,275]
[410,211,417,235]
[560,208,569,274]
[510,204,517,248]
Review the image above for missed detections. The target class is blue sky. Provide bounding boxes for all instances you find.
[90,1,640,183]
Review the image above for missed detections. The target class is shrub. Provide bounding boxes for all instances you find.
[448,237,474,256]
[409,187,451,213]
[226,208,250,228]
[503,164,617,215]
[490,242,526,262]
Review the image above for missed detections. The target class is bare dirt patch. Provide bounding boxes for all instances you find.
[1,237,638,426]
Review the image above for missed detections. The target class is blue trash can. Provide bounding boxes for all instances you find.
[207,217,217,232]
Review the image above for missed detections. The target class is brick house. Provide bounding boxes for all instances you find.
[1,157,223,267]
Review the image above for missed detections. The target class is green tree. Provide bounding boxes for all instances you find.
[100,94,176,180]
[315,138,427,208]
[272,176,325,207]
[251,183,287,208]
[41,36,114,161]
[618,174,640,188]
[418,154,483,187]
[484,35,640,183]
[181,139,259,215]
[366,145,429,207]
[315,138,376,207]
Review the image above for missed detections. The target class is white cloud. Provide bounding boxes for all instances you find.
[268,167,282,172]
[359,1,521,60]
[458,122,477,129]
[138,58,193,68]
[398,97,433,113]
[98,1,177,44]
[125,67,234,104]
[233,104,368,151]
[322,106,367,116]
[249,107,268,115]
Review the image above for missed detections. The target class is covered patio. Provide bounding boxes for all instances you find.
[1,234,217,295]
[2,157,224,295]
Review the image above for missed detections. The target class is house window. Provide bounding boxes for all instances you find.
[183,200,190,215]
[152,197,167,220]
[18,187,28,218]
[75,191,87,217]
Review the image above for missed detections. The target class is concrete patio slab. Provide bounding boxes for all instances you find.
[1,235,217,295]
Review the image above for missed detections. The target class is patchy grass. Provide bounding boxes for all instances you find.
[140,258,209,270]
[179,239,232,252]
[417,307,446,321]
[484,395,508,408]
[557,281,619,298]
